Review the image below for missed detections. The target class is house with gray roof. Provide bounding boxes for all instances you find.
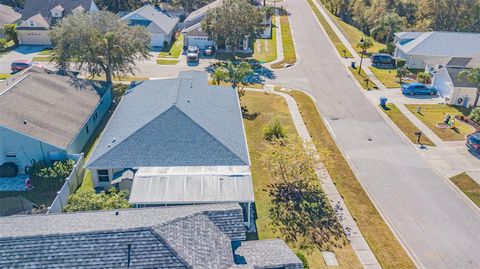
[85,71,255,226]
[122,4,180,47]
[0,66,112,173]
[425,56,480,107]
[0,4,21,39]
[394,31,480,68]
[16,0,99,45]
[0,203,303,268]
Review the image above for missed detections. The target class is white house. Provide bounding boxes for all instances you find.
[426,56,480,107]
[394,31,480,69]
[0,67,112,172]
[121,5,179,47]
[17,0,99,45]
[85,71,254,226]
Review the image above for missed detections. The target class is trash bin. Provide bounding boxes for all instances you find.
[380,97,388,107]
[351,61,356,68]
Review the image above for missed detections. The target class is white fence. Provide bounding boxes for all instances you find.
[47,153,85,213]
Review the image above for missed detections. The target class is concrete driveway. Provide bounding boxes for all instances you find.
[267,0,480,268]
[0,46,49,74]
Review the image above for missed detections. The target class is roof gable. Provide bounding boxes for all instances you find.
[88,106,247,168]
[86,71,250,168]
[122,5,179,35]
[0,4,21,25]
[21,0,94,22]
[398,32,480,57]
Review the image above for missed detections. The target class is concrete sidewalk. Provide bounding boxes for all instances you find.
[255,86,381,269]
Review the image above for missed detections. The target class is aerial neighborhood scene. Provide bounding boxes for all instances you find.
[1,0,480,267]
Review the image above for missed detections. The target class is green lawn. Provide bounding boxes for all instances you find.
[156,59,179,65]
[284,90,415,269]
[242,91,362,268]
[38,49,52,55]
[305,0,353,58]
[348,66,377,90]
[271,15,297,69]
[369,67,402,88]
[32,56,52,62]
[252,16,277,63]
[405,104,474,141]
[158,34,184,58]
[380,103,435,146]
[450,173,480,207]
[327,13,385,55]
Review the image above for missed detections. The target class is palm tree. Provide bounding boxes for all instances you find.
[356,37,374,52]
[458,67,480,108]
[224,60,253,89]
[212,67,228,85]
[371,13,405,44]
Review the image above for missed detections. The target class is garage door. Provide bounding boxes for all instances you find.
[151,34,165,47]
[186,36,214,49]
[18,30,51,45]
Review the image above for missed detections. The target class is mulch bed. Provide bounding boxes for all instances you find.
[455,115,480,133]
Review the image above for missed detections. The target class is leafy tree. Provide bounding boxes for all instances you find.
[263,119,287,141]
[396,67,408,83]
[371,13,405,44]
[356,37,374,53]
[202,0,266,54]
[458,67,480,108]
[50,11,151,83]
[28,160,75,190]
[416,72,431,84]
[224,60,253,89]
[212,66,229,85]
[260,138,344,249]
[65,188,131,212]
[296,252,310,269]
[95,0,144,13]
[0,38,7,52]
[470,107,480,122]
[0,0,23,8]
[172,0,213,13]
[3,24,18,45]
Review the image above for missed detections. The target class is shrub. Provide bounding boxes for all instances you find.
[386,42,395,54]
[416,72,432,84]
[65,187,131,212]
[396,67,408,83]
[470,107,480,122]
[396,58,406,68]
[296,252,310,269]
[28,160,75,190]
[0,38,7,52]
[263,119,287,141]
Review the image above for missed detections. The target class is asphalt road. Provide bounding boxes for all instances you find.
[270,0,480,268]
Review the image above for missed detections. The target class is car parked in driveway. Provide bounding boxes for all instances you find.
[402,82,438,95]
[187,46,199,62]
[11,60,32,72]
[371,53,396,67]
[466,133,480,153]
[204,45,215,56]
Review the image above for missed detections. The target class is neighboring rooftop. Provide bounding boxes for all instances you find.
[425,56,480,69]
[20,0,95,26]
[447,67,480,88]
[0,4,21,26]
[0,67,109,150]
[0,204,302,269]
[184,0,223,26]
[122,4,179,34]
[395,31,480,57]
[86,71,250,169]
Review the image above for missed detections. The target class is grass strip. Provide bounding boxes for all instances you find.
[450,172,480,207]
[271,15,297,69]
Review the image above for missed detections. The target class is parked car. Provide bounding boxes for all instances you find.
[187,46,199,62]
[466,133,480,153]
[204,45,215,56]
[371,53,395,66]
[11,60,32,72]
[401,82,438,95]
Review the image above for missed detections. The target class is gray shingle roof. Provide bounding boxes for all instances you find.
[447,67,480,88]
[397,31,480,57]
[0,203,246,268]
[233,239,303,269]
[21,0,95,25]
[184,0,223,27]
[0,67,109,150]
[122,4,179,35]
[0,4,20,26]
[86,71,250,168]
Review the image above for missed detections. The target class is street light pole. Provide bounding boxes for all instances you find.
[358,37,365,74]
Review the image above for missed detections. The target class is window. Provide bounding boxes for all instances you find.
[5,152,17,159]
[98,170,110,182]
[86,125,89,134]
